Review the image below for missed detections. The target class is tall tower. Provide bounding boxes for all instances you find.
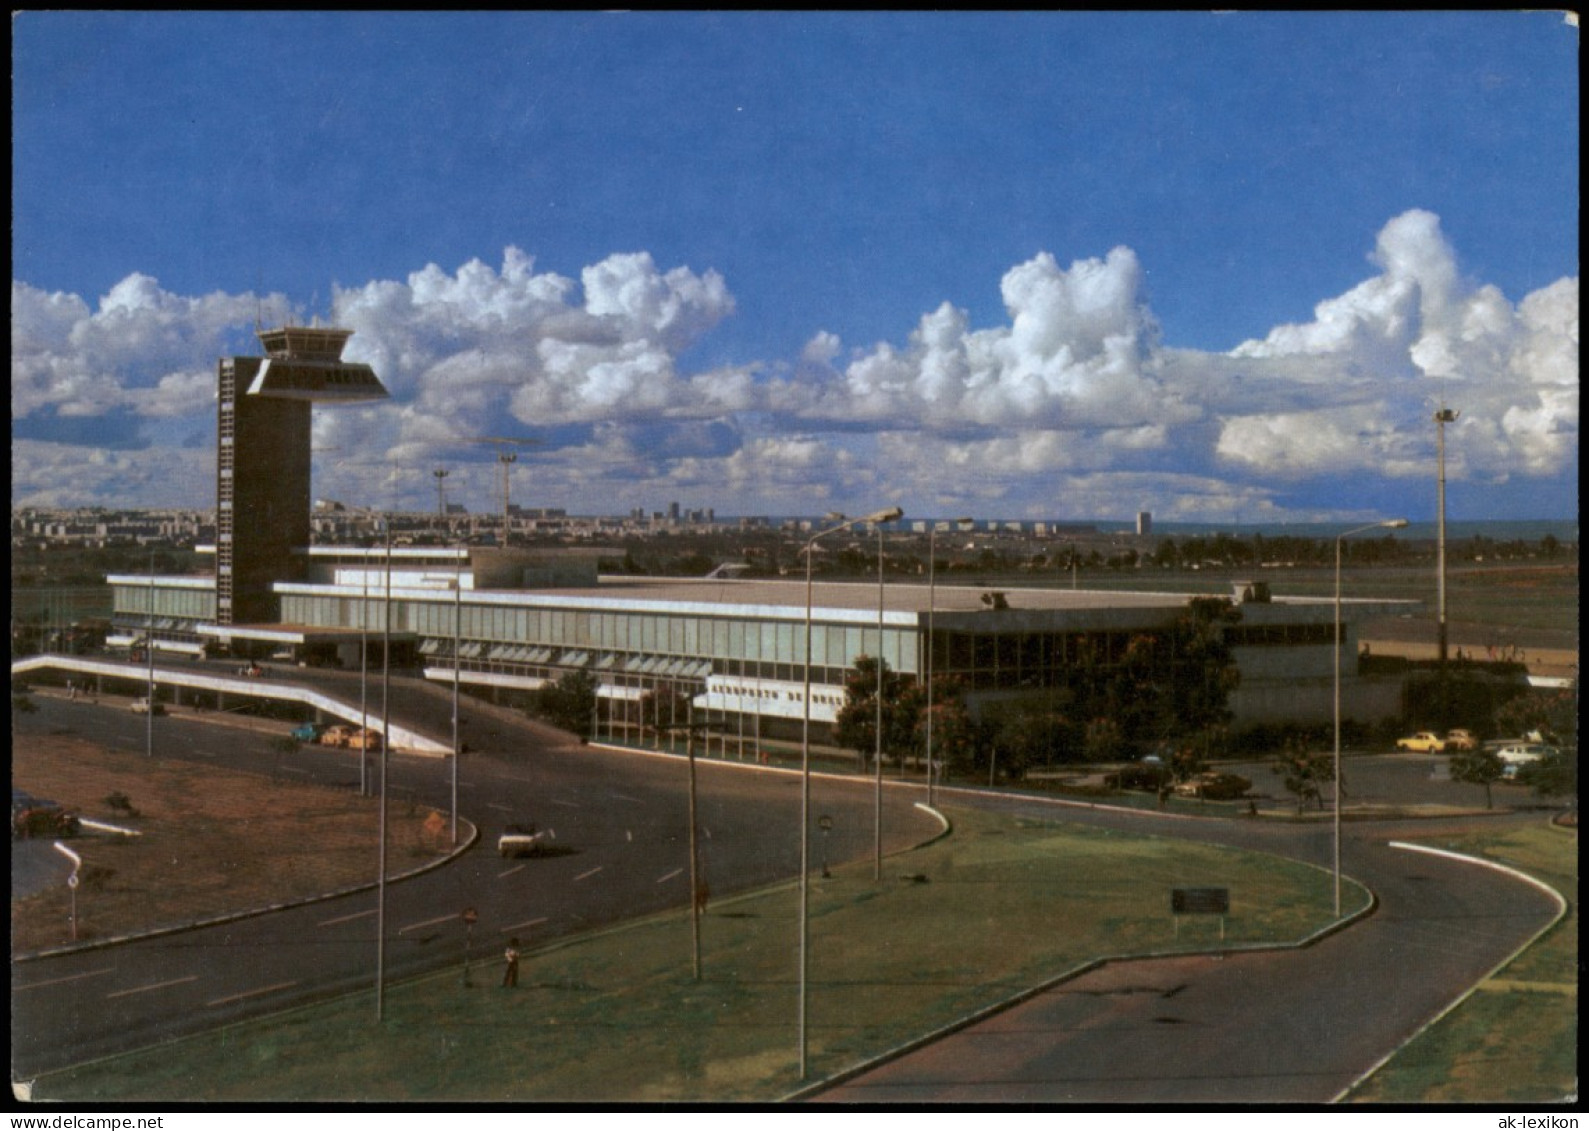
[216,326,387,625]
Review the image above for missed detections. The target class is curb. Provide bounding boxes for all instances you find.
[13,818,481,963]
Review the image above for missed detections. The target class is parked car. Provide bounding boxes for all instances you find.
[12,791,80,840]
[1444,729,1478,751]
[1496,743,1559,777]
[319,725,357,748]
[345,728,383,751]
[1173,772,1253,801]
[1395,731,1446,753]
[290,722,326,743]
[498,823,552,858]
[130,696,165,716]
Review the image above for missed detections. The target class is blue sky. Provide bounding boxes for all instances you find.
[12,11,1579,523]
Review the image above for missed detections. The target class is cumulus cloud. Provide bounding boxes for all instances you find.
[10,212,1577,519]
[1216,210,1578,486]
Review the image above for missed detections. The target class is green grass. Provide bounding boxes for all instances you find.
[36,806,1359,1103]
[1346,821,1578,1104]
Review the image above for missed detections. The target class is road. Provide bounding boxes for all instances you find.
[11,668,1570,1101]
[10,689,938,1078]
[814,790,1563,1103]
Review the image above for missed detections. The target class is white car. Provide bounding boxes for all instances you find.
[1495,743,1559,778]
[498,823,553,858]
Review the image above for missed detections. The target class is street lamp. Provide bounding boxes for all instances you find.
[800,504,901,1080]
[1334,517,1408,917]
[452,544,462,847]
[925,517,971,808]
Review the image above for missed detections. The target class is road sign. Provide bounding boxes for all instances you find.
[1171,887,1230,915]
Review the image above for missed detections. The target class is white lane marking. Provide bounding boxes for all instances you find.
[500,917,548,934]
[611,793,644,803]
[572,866,604,882]
[107,975,199,1000]
[656,868,683,884]
[207,980,299,1008]
[278,766,310,776]
[399,914,458,935]
[15,966,116,992]
[318,908,377,927]
[487,803,514,813]
[550,799,580,809]
[498,864,527,879]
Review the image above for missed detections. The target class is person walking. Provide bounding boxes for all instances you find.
[502,937,520,988]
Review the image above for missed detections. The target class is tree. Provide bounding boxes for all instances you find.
[638,682,693,745]
[923,676,977,782]
[529,669,599,739]
[1516,748,1577,803]
[834,656,918,770]
[1272,747,1333,814]
[1082,717,1128,763]
[1495,686,1577,749]
[1449,746,1506,810]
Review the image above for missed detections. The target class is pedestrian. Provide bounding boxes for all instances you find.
[502,937,520,988]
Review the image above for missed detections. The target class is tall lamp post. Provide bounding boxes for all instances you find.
[925,517,971,808]
[452,544,462,847]
[145,550,155,759]
[1334,518,1408,917]
[874,520,886,881]
[800,505,901,1080]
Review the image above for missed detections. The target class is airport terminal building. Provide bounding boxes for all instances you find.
[103,326,1411,742]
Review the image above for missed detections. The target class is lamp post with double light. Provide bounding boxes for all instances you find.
[1334,518,1408,916]
[799,505,901,1080]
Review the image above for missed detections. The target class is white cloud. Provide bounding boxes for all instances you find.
[1216,210,1578,485]
[10,213,1577,519]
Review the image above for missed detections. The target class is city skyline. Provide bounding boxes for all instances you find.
[12,12,1579,524]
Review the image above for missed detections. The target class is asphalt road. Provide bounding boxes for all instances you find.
[10,690,938,1078]
[814,792,1563,1104]
[10,667,1570,1101]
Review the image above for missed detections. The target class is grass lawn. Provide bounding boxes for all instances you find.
[1346,820,1578,1104]
[36,806,1360,1103]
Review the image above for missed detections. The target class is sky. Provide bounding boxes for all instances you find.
[11,11,1580,524]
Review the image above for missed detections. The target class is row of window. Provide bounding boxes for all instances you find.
[282,593,916,672]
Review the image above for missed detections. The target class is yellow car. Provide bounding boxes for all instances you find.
[1444,729,1478,751]
[1395,731,1446,753]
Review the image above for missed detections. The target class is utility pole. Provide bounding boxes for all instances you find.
[1434,407,1459,667]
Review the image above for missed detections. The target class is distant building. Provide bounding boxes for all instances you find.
[1137,511,1152,536]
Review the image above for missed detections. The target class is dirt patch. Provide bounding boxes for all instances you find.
[12,735,456,955]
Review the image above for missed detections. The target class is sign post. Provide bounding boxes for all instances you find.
[1171,886,1229,941]
[461,907,478,987]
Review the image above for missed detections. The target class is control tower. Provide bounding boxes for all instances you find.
[216,326,387,625]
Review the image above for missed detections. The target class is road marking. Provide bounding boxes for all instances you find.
[498,864,526,879]
[550,799,580,809]
[15,966,115,992]
[656,868,683,884]
[207,981,299,1008]
[611,793,644,804]
[572,866,604,882]
[278,766,310,776]
[318,908,377,927]
[107,975,199,1000]
[500,917,547,934]
[487,803,515,813]
[400,914,458,935]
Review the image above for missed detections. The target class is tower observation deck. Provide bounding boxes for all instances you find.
[216,326,387,625]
